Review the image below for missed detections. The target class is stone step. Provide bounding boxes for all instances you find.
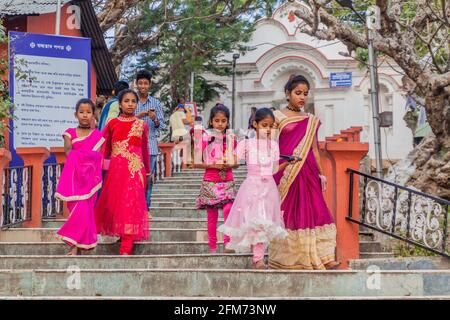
[359,231,375,241]
[153,184,212,190]
[360,252,395,259]
[160,177,247,182]
[151,191,199,195]
[149,208,205,218]
[2,296,450,300]
[0,254,254,270]
[359,241,382,253]
[1,269,449,297]
[349,257,450,270]
[42,218,223,229]
[175,169,247,174]
[150,202,196,208]
[0,241,224,255]
[0,228,223,243]
[150,194,200,199]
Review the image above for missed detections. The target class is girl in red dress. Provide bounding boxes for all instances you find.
[95,89,150,255]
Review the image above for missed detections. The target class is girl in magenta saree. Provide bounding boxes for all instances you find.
[55,99,104,254]
[268,75,338,270]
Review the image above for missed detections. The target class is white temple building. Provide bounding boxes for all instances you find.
[201,0,413,161]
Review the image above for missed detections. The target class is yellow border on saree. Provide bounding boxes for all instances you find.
[278,115,320,203]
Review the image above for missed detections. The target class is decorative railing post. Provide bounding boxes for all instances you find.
[16,147,50,228]
[50,147,69,218]
[324,127,368,269]
[0,148,12,223]
[158,142,175,177]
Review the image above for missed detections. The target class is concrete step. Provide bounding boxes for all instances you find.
[0,228,223,243]
[150,202,196,208]
[0,241,224,255]
[1,269,449,297]
[42,218,222,229]
[2,296,450,300]
[360,252,395,259]
[153,185,242,190]
[349,257,450,270]
[359,231,375,241]
[150,195,200,199]
[160,178,246,183]
[0,254,254,270]
[151,191,199,196]
[149,208,205,218]
[359,241,382,253]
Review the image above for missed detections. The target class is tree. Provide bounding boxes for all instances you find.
[94,0,276,71]
[126,0,267,109]
[293,0,450,199]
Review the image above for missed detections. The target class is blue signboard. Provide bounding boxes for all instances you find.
[8,31,91,165]
[329,72,352,88]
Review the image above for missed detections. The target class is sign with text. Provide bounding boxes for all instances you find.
[329,72,352,88]
[9,31,91,148]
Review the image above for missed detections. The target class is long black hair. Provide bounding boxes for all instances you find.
[251,107,275,129]
[117,89,139,104]
[284,75,310,93]
[207,103,230,130]
[206,103,230,145]
[75,98,95,113]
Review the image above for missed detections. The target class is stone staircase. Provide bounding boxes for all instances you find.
[0,168,448,298]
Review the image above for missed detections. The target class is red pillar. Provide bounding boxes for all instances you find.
[325,128,368,269]
[158,143,175,177]
[16,147,50,228]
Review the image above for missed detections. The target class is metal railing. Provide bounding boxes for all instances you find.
[347,169,450,258]
[42,163,64,218]
[1,166,33,229]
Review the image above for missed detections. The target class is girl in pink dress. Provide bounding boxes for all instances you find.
[95,89,150,255]
[218,108,292,269]
[55,99,104,255]
[195,104,238,253]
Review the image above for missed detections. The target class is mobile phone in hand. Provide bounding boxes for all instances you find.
[280,155,302,162]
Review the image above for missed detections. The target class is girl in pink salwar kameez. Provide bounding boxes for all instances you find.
[195,104,238,253]
[55,99,104,255]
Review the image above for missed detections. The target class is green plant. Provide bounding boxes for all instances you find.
[0,19,15,148]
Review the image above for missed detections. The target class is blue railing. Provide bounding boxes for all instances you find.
[42,163,64,218]
[1,166,33,228]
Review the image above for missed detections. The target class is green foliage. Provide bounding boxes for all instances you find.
[0,19,14,148]
[125,0,277,112]
[394,242,437,258]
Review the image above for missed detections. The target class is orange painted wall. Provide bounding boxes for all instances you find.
[27,4,97,99]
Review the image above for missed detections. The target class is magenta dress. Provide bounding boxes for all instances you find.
[218,138,287,253]
[55,128,104,249]
[268,112,337,270]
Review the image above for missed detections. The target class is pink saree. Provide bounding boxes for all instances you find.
[55,128,104,249]
[268,113,337,270]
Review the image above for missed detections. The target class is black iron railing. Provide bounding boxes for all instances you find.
[42,163,64,218]
[347,169,450,258]
[1,166,33,228]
